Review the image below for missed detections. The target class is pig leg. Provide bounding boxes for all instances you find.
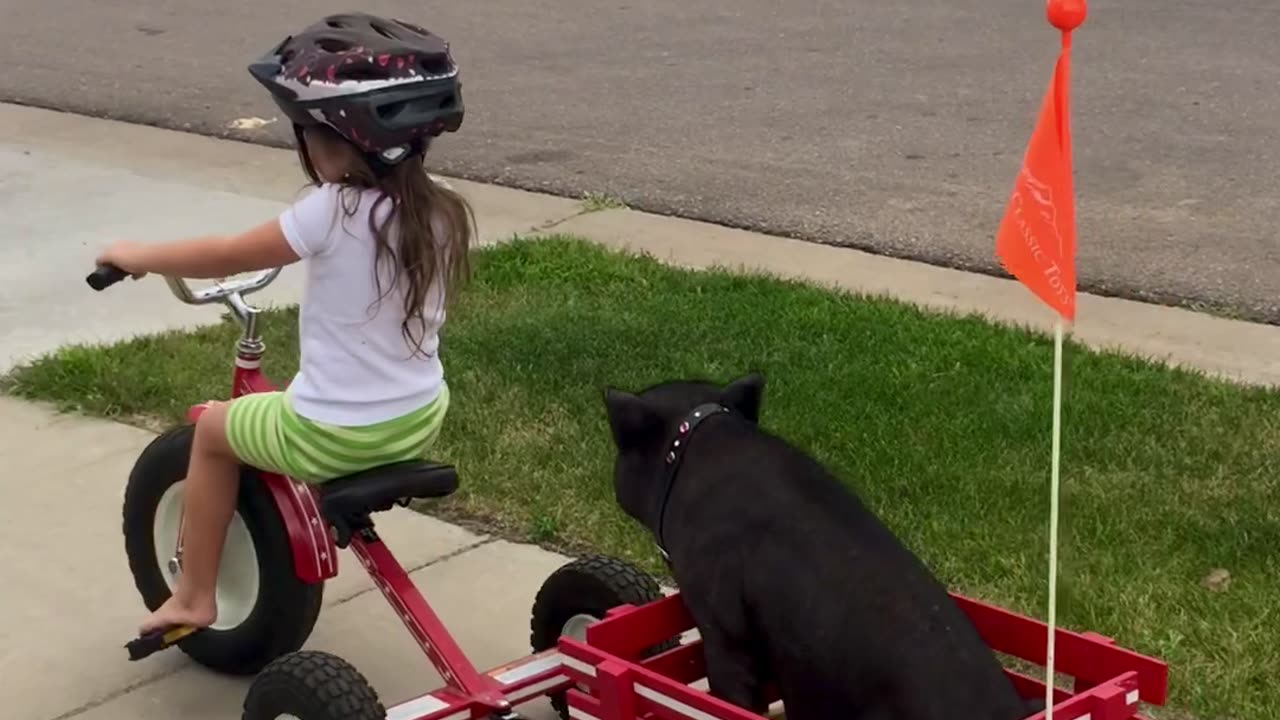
[701,626,768,714]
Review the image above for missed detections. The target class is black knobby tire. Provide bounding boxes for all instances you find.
[531,555,676,719]
[242,650,384,720]
[123,424,324,675]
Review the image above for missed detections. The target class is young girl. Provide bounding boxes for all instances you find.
[96,12,475,635]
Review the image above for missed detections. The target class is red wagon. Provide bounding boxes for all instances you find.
[551,579,1169,720]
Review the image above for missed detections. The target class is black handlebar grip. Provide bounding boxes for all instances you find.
[86,265,130,291]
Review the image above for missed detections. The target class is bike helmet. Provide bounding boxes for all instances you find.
[248,12,464,167]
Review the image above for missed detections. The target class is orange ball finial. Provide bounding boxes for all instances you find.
[1046,0,1087,32]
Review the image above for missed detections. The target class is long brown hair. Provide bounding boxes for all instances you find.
[295,124,475,358]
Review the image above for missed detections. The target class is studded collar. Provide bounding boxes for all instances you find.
[654,402,732,561]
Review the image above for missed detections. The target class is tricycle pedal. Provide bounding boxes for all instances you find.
[125,625,200,661]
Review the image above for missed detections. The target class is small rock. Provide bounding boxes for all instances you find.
[1201,568,1230,592]
[225,116,278,131]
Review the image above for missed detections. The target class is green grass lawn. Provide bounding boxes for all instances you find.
[7,236,1278,719]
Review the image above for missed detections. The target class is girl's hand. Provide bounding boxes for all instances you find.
[96,240,151,280]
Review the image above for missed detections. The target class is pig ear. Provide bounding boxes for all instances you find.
[603,388,663,449]
[719,372,765,423]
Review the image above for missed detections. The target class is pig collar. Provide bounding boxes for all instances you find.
[655,402,733,561]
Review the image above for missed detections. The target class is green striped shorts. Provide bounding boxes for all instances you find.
[225,385,450,484]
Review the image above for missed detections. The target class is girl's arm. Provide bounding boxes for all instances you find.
[97,218,302,280]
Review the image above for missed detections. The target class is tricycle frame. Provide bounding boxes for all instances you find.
[163,270,575,718]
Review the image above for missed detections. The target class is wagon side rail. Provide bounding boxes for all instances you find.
[561,637,767,720]
[571,591,1169,720]
[953,594,1168,708]
[561,640,1153,720]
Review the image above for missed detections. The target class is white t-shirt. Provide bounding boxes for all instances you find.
[278,183,448,427]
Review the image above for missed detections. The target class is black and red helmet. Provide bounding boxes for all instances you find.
[248,12,464,166]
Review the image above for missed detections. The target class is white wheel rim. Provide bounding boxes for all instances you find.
[559,613,600,697]
[153,480,261,630]
[561,613,598,642]
[274,716,302,720]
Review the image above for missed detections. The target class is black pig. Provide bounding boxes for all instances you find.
[602,373,1037,720]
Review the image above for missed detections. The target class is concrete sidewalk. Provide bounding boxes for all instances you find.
[1,103,1278,720]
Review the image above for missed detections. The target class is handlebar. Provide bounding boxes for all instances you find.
[86,265,130,290]
[162,269,282,305]
[85,265,282,304]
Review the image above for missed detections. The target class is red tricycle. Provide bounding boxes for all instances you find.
[88,264,1170,720]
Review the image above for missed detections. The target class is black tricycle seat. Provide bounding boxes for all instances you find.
[317,461,458,547]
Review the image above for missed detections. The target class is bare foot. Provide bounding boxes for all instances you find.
[138,594,217,636]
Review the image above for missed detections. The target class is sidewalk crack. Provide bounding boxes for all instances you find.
[535,212,584,232]
[529,205,606,234]
[45,667,187,720]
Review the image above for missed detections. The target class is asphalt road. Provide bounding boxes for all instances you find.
[3,0,1278,321]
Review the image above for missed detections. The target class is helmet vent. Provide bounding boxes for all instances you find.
[392,18,430,35]
[371,22,400,40]
[420,57,453,76]
[316,37,352,53]
[376,100,408,120]
[325,19,348,29]
[336,65,386,82]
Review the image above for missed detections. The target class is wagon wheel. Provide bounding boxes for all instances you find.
[531,555,678,719]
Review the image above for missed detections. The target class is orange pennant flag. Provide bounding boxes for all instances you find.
[995,43,1077,322]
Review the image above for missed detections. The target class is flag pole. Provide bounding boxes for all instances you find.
[1044,23,1070,720]
[1042,2,1084,715]
[992,0,1086,708]
[1045,318,1065,718]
